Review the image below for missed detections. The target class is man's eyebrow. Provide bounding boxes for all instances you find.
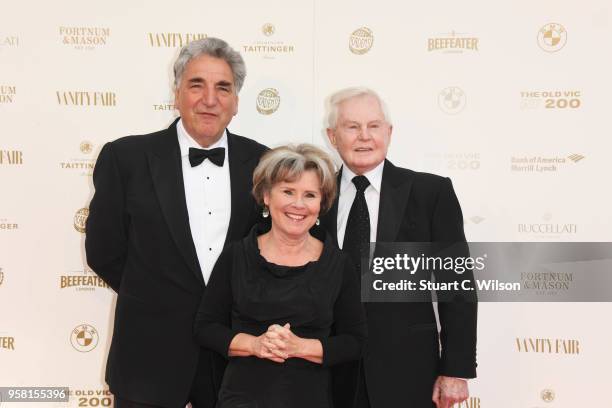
[187,77,204,84]
[216,80,233,87]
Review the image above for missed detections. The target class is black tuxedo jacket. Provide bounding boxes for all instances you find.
[320,160,477,408]
[85,119,267,407]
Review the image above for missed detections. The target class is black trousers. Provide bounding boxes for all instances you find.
[114,351,218,408]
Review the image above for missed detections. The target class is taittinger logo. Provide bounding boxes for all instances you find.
[242,23,295,58]
[0,335,15,350]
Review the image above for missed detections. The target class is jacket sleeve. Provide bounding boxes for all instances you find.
[194,246,239,357]
[320,258,368,367]
[433,177,478,378]
[85,142,128,292]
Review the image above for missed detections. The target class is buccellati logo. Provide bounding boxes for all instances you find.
[537,23,567,52]
[349,27,374,55]
[438,87,466,114]
[256,88,280,115]
[70,324,99,352]
[541,388,555,403]
[74,208,89,233]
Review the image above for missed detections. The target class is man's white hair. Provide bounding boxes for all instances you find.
[325,86,392,129]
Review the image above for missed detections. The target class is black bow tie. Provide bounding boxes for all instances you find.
[188,147,225,167]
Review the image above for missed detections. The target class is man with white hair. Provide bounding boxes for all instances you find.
[86,38,267,407]
[321,87,477,408]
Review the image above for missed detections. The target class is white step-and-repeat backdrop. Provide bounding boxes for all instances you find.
[1,0,611,407]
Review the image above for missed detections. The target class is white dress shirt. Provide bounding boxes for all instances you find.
[177,120,231,284]
[336,161,385,249]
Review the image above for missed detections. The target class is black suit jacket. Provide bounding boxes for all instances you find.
[85,119,267,407]
[320,160,477,408]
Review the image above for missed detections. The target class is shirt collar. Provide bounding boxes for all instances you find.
[177,118,228,158]
[340,160,384,194]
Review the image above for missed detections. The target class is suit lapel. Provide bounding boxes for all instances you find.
[224,131,253,247]
[320,169,341,245]
[147,120,204,285]
[376,160,413,243]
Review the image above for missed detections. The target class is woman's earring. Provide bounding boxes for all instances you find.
[315,218,320,226]
[262,206,269,218]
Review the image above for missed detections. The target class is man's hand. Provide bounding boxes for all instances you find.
[432,376,469,408]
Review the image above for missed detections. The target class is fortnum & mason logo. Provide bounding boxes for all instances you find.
[70,324,99,352]
[537,23,567,52]
[438,87,466,114]
[256,88,280,115]
[349,27,374,55]
[74,208,89,233]
[59,27,110,50]
[0,85,15,103]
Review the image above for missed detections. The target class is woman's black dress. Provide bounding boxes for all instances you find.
[195,224,367,408]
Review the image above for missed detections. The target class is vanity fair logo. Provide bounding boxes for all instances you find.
[74,208,89,233]
[56,91,116,107]
[242,23,295,59]
[59,27,110,50]
[0,149,22,165]
[438,87,466,114]
[349,27,374,54]
[537,23,567,52]
[256,88,280,115]
[516,338,579,355]
[0,85,15,103]
[510,154,584,173]
[70,324,99,352]
[0,267,4,286]
[0,34,19,48]
[147,32,206,47]
[428,30,479,53]
[520,90,581,110]
[60,141,95,177]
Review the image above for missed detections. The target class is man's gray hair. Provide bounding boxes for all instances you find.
[326,86,392,129]
[173,37,246,93]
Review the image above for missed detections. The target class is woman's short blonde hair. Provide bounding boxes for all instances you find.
[252,144,337,214]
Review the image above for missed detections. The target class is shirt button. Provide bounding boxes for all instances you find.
[209,248,212,251]
[208,211,212,215]
[206,176,210,180]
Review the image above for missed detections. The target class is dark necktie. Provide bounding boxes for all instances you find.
[188,147,225,167]
[343,175,371,274]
